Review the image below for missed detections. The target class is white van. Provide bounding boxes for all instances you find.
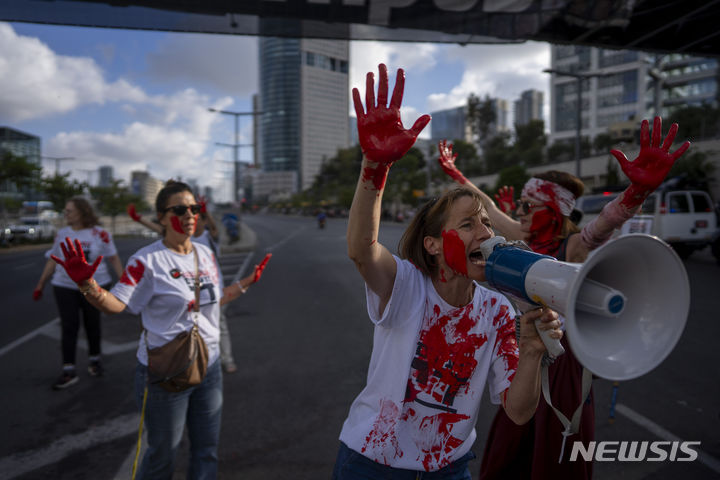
[621,189,717,258]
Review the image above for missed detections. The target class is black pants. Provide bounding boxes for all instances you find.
[53,285,106,365]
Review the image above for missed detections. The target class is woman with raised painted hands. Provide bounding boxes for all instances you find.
[50,180,271,479]
[335,63,563,479]
[439,117,689,261]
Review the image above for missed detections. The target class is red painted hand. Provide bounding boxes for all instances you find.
[610,117,690,208]
[494,186,516,214]
[32,289,42,301]
[252,253,272,283]
[437,140,468,185]
[352,64,431,166]
[127,204,141,222]
[198,196,208,214]
[50,237,103,285]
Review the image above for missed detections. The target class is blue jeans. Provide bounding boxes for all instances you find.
[332,442,475,480]
[134,359,223,480]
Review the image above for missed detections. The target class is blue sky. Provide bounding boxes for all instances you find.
[1,21,550,201]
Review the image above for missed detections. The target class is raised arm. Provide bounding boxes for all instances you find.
[437,140,525,240]
[221,253,271,305]
[127,203,163,234]
[347,64,430,304]
[571,117,690,261]
[51,237,127,314]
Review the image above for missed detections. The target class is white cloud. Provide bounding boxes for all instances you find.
[145,33,258,96]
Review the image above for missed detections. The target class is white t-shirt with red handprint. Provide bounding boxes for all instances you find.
[339,256,518,472]
[110,240,222,367]
[46,226,118,289]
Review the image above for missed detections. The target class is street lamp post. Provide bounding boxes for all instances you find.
[41,156,75,175]
[208,108,262,204]
[544,69,611,178]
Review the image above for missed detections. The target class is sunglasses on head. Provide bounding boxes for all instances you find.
[164,204,201,216]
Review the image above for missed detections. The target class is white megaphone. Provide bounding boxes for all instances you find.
[479,234,690,381]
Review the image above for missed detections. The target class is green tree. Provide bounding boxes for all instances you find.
[668,104,720,141]
[668,150,716,188]
[493,165,530,196]
[483,131,513,173]
[90,179,145,233]
[385,146,427,205]
[0,151,42,190]
[593,133,615,154]
[40,173,86,211]
[605,157,621,187]
[513,119,547,167]
[447,139,482,176]
[467,93,497,149]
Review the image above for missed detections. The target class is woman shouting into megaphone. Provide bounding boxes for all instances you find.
[438,117,690,479]
[333,63,563,480]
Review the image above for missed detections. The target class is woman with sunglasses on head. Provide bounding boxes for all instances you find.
[437,118,690,479]
[33,196,123,389]
[50,180,271,479]
[334,63,563,480]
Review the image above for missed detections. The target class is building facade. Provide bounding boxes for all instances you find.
[514,89,544,126]
[258,37,349,192]
[0,127,42,200]
[130,171,164,208]
[98,166,113,187]
[548,45,718,146]
[430,106,472,143]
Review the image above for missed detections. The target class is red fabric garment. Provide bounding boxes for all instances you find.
[479,234,594,480]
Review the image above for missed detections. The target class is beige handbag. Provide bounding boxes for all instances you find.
[146,246,209,393]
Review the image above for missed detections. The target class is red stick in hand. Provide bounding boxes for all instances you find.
[51,237,103,284]
[252,253,272,283]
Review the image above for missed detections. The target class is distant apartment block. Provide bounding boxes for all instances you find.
[548,45,718,146]
[98,166,113,187]
[130,171,164,208]
[514,89,544,126]
[430,106,472,143]
[0,126,41,199]
[258,36,349,193]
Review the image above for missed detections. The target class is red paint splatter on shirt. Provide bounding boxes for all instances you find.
[412,411,470,471]
[361,398,403,464]
[93,227,110,243]
[492,304,518,382]
[441,230,467,276]
[405,304,488,407]
[119,259,145,286]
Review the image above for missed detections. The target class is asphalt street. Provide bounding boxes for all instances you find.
[0,214,718,479]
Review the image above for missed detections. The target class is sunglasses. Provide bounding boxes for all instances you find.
[163,204,201,216]
[516,201,545,214]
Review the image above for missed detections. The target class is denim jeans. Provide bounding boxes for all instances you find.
[332,442,475,480]
[134,359,223,480]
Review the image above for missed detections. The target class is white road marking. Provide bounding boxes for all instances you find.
[13,262,37,270]
[616,403,720,473]
[0,318,59,357]
[0,413,140,478]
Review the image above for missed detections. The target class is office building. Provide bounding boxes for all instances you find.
[258,37,349,192]
[430,106,472,144]
[548,45,718,146]
[130,171,164,208]
[0,127,41,199]
[514,89,544,126]
[98,166,113,187]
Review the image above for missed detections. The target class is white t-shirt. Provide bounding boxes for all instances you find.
[110,240,222,366]
[193,229,218,255]
[46,226,118,289]
[339,256,518,472]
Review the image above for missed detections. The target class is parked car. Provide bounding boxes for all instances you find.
[576,189,717,259]
[627,189,717,258]
[4,216,57,242]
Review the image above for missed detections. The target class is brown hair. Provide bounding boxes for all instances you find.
[531,170,584,238]
[68,197,99,228]
[399,188,485,278]
[155,179,194,215]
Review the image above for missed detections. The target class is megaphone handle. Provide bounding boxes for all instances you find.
[535,318,565,358]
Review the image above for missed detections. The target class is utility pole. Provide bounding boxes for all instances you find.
[544,69,611,178]
[208,108,263,204]
[41,156,75,175]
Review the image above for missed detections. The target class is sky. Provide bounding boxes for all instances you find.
[0,21,551,201]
